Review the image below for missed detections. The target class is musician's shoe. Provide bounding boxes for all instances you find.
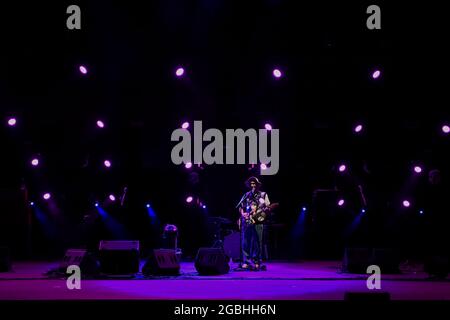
[254,263,267,271]
[241,263,250,270]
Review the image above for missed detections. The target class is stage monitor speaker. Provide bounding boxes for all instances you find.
[0,246,11,272]
[59,249,100,275]
[371,248,400,274]
[342,248,371,274]
[424,256,449,279]
[142,249,180,276]
[195,248,230,275]
[98,240,140,275]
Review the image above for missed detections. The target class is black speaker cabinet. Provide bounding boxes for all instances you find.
[371,248,400,274]
[195,248,230,275]
[142,249,180,276]
[342,247,371,274]
[98,241,140,275]
[59,249,100,275]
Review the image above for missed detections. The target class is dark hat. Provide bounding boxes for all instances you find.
[245,176,262,188]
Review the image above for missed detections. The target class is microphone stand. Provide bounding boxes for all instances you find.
[235,194,247,269]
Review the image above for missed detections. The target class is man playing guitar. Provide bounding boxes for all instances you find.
[237,176,276,271]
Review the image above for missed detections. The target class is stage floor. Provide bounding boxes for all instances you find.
[1,261,449,300]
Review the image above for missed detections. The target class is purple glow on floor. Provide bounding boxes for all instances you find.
[0,261,449,300]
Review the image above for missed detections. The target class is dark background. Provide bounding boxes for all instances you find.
[0,1,449,260]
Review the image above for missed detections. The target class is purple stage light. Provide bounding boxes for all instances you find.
[442,125,450,134]
[202,205,206,209]
[30,202,35,207]
[31,158,39,167]
[337,199,345,207]
[43,193,51,200]
[146,204,151,208]
[338,164,347,172]
[354,124,363,133]
[181,122,190,129]
[185,162,193,169]
[79,65,88,74]
[96,120,105,128]
[372,69,381,79]
[7,118,17,127]
[260,163,267,171]
[414,166,423,174]
[104,160,112,168]
[95,202,99,207]
[109,194,116,201]
[272,68,282,78]
[264,123,273,131]
[186,196,193,203]
[175,67,185,77]
[403,200,411,208]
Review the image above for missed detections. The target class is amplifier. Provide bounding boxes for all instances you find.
[98,240,140,275]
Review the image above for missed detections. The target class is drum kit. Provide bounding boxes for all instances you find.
[207,216,235,247]
[207,212,279,262]
[206,216,239,261]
